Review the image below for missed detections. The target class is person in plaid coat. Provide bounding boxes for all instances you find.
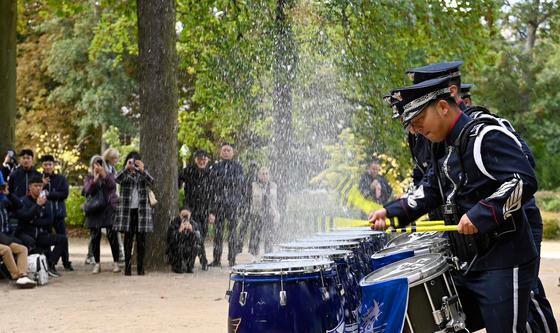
[113,151,154,276]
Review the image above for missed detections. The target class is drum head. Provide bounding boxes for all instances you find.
[372,238,447,258]
[361,254,448,286]
[319,230,385,237]
[385,231,443,247]
[298,234,369,243]
[262,250,352,261]
[279,241,360,250]
[232,259,334,276]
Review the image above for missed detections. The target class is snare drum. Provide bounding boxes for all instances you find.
[385,231,443,248]
[279,241,368,280]
[360,254,466,333]
[228,260,345,333]
[370,237,449,271]
[263,251,359,332]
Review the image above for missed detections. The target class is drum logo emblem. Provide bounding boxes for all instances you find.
[361,300,387,332]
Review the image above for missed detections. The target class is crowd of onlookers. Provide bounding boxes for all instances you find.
[0,142,280,288]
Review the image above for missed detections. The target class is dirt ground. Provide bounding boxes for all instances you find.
[1,238,560,333]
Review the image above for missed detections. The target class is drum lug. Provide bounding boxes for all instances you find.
[239,291,248,306]
[279,290,287,306]
[319,269,330,301]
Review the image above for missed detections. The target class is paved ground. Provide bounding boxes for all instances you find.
[1,238,559,332]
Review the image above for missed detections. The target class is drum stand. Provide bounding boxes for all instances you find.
[433,295,468,332]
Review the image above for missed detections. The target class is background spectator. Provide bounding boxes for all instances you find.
[40,155,72,271]
[83,156,120,274]
[248,167,279,256]
[166,208,201,273]
[113,151,154,276]
[179,149,211,271]
[208,143,245,267]
[1,149,17,181]
[103,147,124,263]
[359,159,393,205]
[8,149,41,199]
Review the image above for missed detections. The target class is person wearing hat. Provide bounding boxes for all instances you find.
[178,149,212,270]
[40,155,73,271]
[7,149,41,199]
[370,76,539,332]
[208,142,245,267]
[14,175,69,277]
[460,83,473,107]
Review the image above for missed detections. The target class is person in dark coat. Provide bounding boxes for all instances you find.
[359,160,392,205]
[8,149,41,199]
[179,149,212,270]
[83,155,120,274]
[14,176,69,276]
[113,151,154,276]
[1,149,17,181]
[166,208,201,273]
[40,154,73,271]
[208,143,245,267]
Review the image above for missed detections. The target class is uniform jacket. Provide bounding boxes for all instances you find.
[209,160,245,212]
[113,169,154,233]
[43,172,69,218]
[83,173,117,228]
[0,193,22,245]
[385,112,538,271]
[8,167,42,198]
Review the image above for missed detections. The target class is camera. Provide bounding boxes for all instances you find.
[128,158,140,171]
[39,190,47,199]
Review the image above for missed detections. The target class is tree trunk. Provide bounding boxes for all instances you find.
[0,0,17,153]
[137,0,178,270]
[271,0,297,225]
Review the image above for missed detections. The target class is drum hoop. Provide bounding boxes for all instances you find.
[232,260,336,276]
[375,238,448,257]
[408,264,450,287]
[263,250,352,261]
[280,241,361,250]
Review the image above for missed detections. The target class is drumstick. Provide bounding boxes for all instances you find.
[335,217,442,228]
[410,220,445,226]
[385,225,459,233]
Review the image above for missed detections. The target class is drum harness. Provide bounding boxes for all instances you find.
[432,117,500,275]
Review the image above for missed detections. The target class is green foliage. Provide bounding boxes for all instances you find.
[103,126,139,162]
[543,218,560,240]
[66,186,86,227]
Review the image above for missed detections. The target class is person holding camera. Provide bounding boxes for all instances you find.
[166,208,201,273]
[8,149,41,199]
[113,151,154,276]
[40,155,73,271]
[14,176,69,277]
[83,156,120,274]
[1,149,18,181]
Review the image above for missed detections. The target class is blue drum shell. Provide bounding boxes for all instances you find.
[228,271,345,333]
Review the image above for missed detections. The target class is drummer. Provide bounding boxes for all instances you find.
[369,75,539,333]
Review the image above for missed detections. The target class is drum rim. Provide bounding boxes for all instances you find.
[360,253,448,285]
[372,237,448,258]
[232,259,336,276]
[279,241,361,249]
[262,250,353,260]
[298,235,370,242]
[385,231,443,247]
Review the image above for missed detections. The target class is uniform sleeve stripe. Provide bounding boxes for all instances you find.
[473,125,523,180]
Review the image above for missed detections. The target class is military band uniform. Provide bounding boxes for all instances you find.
[380,76,539,332]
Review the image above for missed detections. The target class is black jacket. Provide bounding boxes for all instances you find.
[166,216,201,257]
[179,164,212,213]
[209,160,245,211]
[43,172,69,218]
[8,167,42,199]
[359,173,393,204]
[15,195,54,241]
[0,193,23,245]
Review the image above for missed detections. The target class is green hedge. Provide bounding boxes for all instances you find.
[66,186,86,227]
[543,218,560,240]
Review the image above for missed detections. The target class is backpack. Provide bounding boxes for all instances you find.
[27,254,49,286]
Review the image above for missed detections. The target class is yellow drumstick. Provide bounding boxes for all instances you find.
[386,225,459,233]
[337,217,443,228]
